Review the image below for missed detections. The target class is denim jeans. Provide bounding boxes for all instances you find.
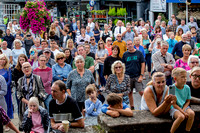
[98,64,106,87]
[145,53,151,72]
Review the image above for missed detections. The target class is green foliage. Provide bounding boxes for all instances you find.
[113,19,119,25]
[108,7,116,16]
[158,13,168,24]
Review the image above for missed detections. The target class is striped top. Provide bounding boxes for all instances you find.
[33,67,52,94]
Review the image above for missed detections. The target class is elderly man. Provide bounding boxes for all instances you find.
[122,25,138,43]
[77,28,90,45]
[89,36,98,54]
[58,17,65,30]
[112,33,127,58]
[172,34,188,59]
[114,20,126,38]
[72,45,94,73]
[176,19,190,34]
[186,31,196,55]
[152,41,175,85]
[187,16,198,30]
[31,37,42,52]
[86,26,94,37]
[43,48,56,68]
[1,41,13,64]
[186,67,200,104]
[49,80,84,132]
[187,55,199,81]
[122,39,145,109]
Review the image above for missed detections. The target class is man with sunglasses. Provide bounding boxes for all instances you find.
[113,33,127,58]
[89,36,98,54]
[187,67,200,104]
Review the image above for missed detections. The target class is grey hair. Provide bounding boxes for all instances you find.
[111,60,125,74]
[161,41,169,47]
[190,66,200,76]
[161,21,166,24]
[134,37,140,41]
[188,55,199,65]
[186,31,192,35]
[104,24,108,27]
[106,37,112,43]
[13,39,23,48]
[182,33,187,38]
[29,97,39,109]
[75,55,85,64]
[22,62,31,71]
[155,19,161,23]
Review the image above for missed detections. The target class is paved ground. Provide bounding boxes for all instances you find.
[6,72,151,133]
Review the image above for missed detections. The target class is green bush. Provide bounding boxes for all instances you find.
[108,7,116,16]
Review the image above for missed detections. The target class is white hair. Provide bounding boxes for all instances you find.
[186,31,192,35]
[182,33,187,38]
[75,55,85,64]
[29,97,39,109]
[13,39,23,48]
[161,41,169,47]
[106,37,112,43]
[188,55,199,65]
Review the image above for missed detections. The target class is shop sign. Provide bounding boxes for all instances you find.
[150,0,166,12]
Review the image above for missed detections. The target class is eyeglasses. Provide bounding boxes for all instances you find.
[117,36,122,37]
[190,61,199,64]
[57,57,64,60]
[23,66,30,69]
[90,39,94,41]
[40,60,46,62]
[191,74,200,80]
[115,66,122,69]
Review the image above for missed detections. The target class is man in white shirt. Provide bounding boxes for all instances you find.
[114,20,126,38]
[87,18,95,32]
[1,41,13,64]
[50,39,60,57]
[77,28,90,45]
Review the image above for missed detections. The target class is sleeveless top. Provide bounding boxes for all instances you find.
[141,85,168,110]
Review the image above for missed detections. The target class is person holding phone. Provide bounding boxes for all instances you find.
[141,72,176,117]
[28,48,39,70]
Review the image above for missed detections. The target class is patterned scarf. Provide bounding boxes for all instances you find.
[23,73,34,100]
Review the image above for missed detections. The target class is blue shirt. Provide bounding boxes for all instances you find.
[72,22,78,31]
[90,43,98,54]
[172,84,191,109]
[134,45,146,58]
[166,39,178,54]
[52,63,72,84]
[85,98,102,117]
[176,25,190,33]
[171,41,187,58]
[86,31,94,37]
[101,103,129,114]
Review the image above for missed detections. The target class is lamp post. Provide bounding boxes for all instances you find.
[186,0,191,24]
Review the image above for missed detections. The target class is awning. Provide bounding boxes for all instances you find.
[166,0,200,3]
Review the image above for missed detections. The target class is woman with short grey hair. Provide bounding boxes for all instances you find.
[187,55,199,81]
[12,39,27,66]
[66,55,95,112]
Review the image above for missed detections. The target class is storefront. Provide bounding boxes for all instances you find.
[167,0,200,26]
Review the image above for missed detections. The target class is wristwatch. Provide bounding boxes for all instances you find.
[140,74,144,77]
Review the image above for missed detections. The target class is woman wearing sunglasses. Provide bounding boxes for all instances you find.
[52,52,72,84]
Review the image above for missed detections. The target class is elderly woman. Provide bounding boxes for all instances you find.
[103,45,121,80]
[105,61,131,104]
[174,44,191,71]
[52,52,72,84]
[105,37,113,56]
[12,39,27,66]
[66,39,77,58]
[17,62,47,129]
[29,48,39,70]
[13,54,28,112]
[67,55,95,112]
[96,40,108,88]
[0,54,13,121]
[100,24,113,43]
[141,72,176,115]
[22,97,49,133]
[186,67,200,103]
[186,55,199,81]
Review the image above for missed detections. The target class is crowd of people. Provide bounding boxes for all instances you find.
[0,14,200,133]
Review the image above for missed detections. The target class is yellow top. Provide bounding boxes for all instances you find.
[112,40,127,58]
[175,35,182,42]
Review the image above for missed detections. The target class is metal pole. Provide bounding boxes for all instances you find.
[186,3,188,24]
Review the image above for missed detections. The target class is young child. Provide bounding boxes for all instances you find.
[170,68,195,133]
[84,84,102,117]
[101,93,133,118]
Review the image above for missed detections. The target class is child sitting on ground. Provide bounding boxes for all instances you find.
[101,93,133,117]
[170,68,195,133]
[84,84,102,117]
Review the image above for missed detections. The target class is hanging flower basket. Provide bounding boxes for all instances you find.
[19,0,52,34]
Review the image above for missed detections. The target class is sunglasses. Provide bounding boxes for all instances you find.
[191,61,199,64]
[115,66,122,69]
[99,43,104,45]
[191,74,200,80]
[57,57,64,60]
[90,39,95,41]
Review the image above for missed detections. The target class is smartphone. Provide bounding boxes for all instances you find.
[30,51,35,56]
[169,85,175,95]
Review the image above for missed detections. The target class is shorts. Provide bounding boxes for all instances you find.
[169,106,191,119]
[130,76,144,92]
